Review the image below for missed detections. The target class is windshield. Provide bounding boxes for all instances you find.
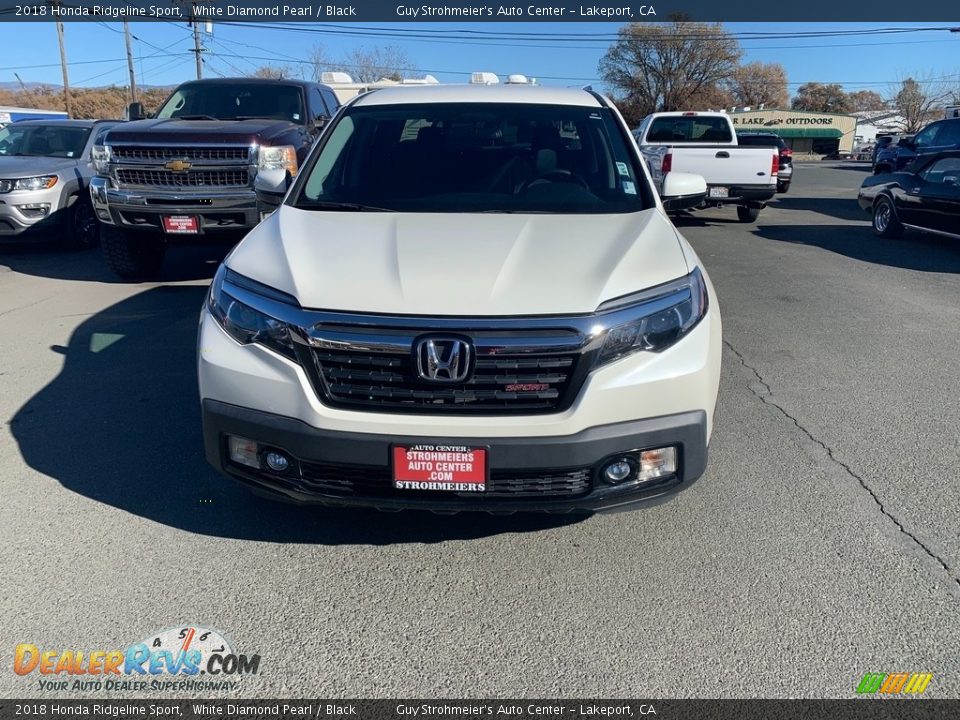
[0,124,90,158]
[647,116,733,143]
[737,134,782,148]
[155,83,305,123]
[294,102,651,214]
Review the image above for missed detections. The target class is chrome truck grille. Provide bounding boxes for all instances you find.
[110,144,253,191]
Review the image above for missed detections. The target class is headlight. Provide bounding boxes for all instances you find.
[207,265,297,361]
[258,145,298,175]
[91,144,111,174]
[595,268,708,367]
[0,175,58,193]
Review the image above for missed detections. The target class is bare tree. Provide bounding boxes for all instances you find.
[847,90,886,112]
[336,45,413,83]
[598,20,742,119]
[791,83,853,113]
[308,44,333,82]
[726,62,789,109]
[890,76,951,132]
[251,65,292,80]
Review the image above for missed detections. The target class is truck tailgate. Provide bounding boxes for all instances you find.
[667,146,777,187]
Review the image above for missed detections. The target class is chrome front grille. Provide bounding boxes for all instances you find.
[112,145,250,162]
[116,168,249,188]
[295,325,592,415]
[110,144,252,191]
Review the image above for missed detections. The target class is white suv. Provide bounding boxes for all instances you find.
[198,85,722,513]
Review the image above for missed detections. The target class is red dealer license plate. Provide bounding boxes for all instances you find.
[162,215,199,234]
[392,445,487,493]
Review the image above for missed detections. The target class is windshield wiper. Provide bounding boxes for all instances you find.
[173,114,219,121]
[301,201,395,212]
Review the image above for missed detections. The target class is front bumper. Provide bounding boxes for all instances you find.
[90,176,258,234]
[0,185,67,240]
[203,399,708,513]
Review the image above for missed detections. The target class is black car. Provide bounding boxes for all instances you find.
[858,150,960,240]
[737,132,793,193]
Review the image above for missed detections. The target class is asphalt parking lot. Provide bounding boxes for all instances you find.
[1,162,959,698]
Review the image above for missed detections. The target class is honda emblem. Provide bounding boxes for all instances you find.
[416,337,472,383]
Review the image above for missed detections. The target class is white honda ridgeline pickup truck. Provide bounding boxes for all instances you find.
[634,111,779,222]
[198,84,723,514]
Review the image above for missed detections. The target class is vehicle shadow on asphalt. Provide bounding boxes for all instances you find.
[670,212,742,228]
[0,242,231,283]
[753,223,960,273]
[769,196,867,222]
[9,285,586,543]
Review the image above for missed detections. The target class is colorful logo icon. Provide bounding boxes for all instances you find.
[856,672,932,695]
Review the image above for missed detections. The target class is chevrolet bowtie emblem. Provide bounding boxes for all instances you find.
[165,160,191,172]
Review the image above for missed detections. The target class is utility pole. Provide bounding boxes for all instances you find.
[124,21,138,103]
[54,18,73,117]
[191,2,203,80]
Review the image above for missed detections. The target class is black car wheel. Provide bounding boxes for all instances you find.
[62,195,100,250]
[737,206,760,223]
[777,181,790,194]
[872,196,904,239]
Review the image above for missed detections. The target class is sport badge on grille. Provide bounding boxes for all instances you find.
[415,337,472,383]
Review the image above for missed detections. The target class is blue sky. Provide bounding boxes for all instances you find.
[1,21,958,99]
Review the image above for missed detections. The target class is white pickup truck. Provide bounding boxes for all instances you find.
[633,111,779,222]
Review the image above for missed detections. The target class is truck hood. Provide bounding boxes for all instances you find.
[227,208,691,316]
[105,118,297,145]
[0,156,81,178]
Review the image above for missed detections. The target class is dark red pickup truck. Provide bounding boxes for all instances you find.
[90,78,341,278]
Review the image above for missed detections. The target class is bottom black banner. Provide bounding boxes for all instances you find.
[1,700,959,720]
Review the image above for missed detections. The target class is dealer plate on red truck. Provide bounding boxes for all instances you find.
[392,445,487,492]
[162,215,199,234]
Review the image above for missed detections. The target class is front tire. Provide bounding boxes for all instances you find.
[101,226,166,279]
[737,206,760,223]
[62,195,100,250]
[871,196,904,238]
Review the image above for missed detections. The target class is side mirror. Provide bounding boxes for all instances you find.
[255,168,290,219]
[126,102,146,121]
[661,172,707,212]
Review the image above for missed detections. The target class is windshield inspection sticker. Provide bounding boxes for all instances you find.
[622,180,637,195]
[616,162,630,176]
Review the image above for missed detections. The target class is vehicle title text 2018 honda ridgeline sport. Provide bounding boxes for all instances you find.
[198,85,722,513]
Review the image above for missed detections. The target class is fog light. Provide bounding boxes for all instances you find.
[96,209,111,220]
[601,457,637,484]
[263,450,290,473]
[638,447,677,481]
[17,203,50,218]
[227,435,260,469]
